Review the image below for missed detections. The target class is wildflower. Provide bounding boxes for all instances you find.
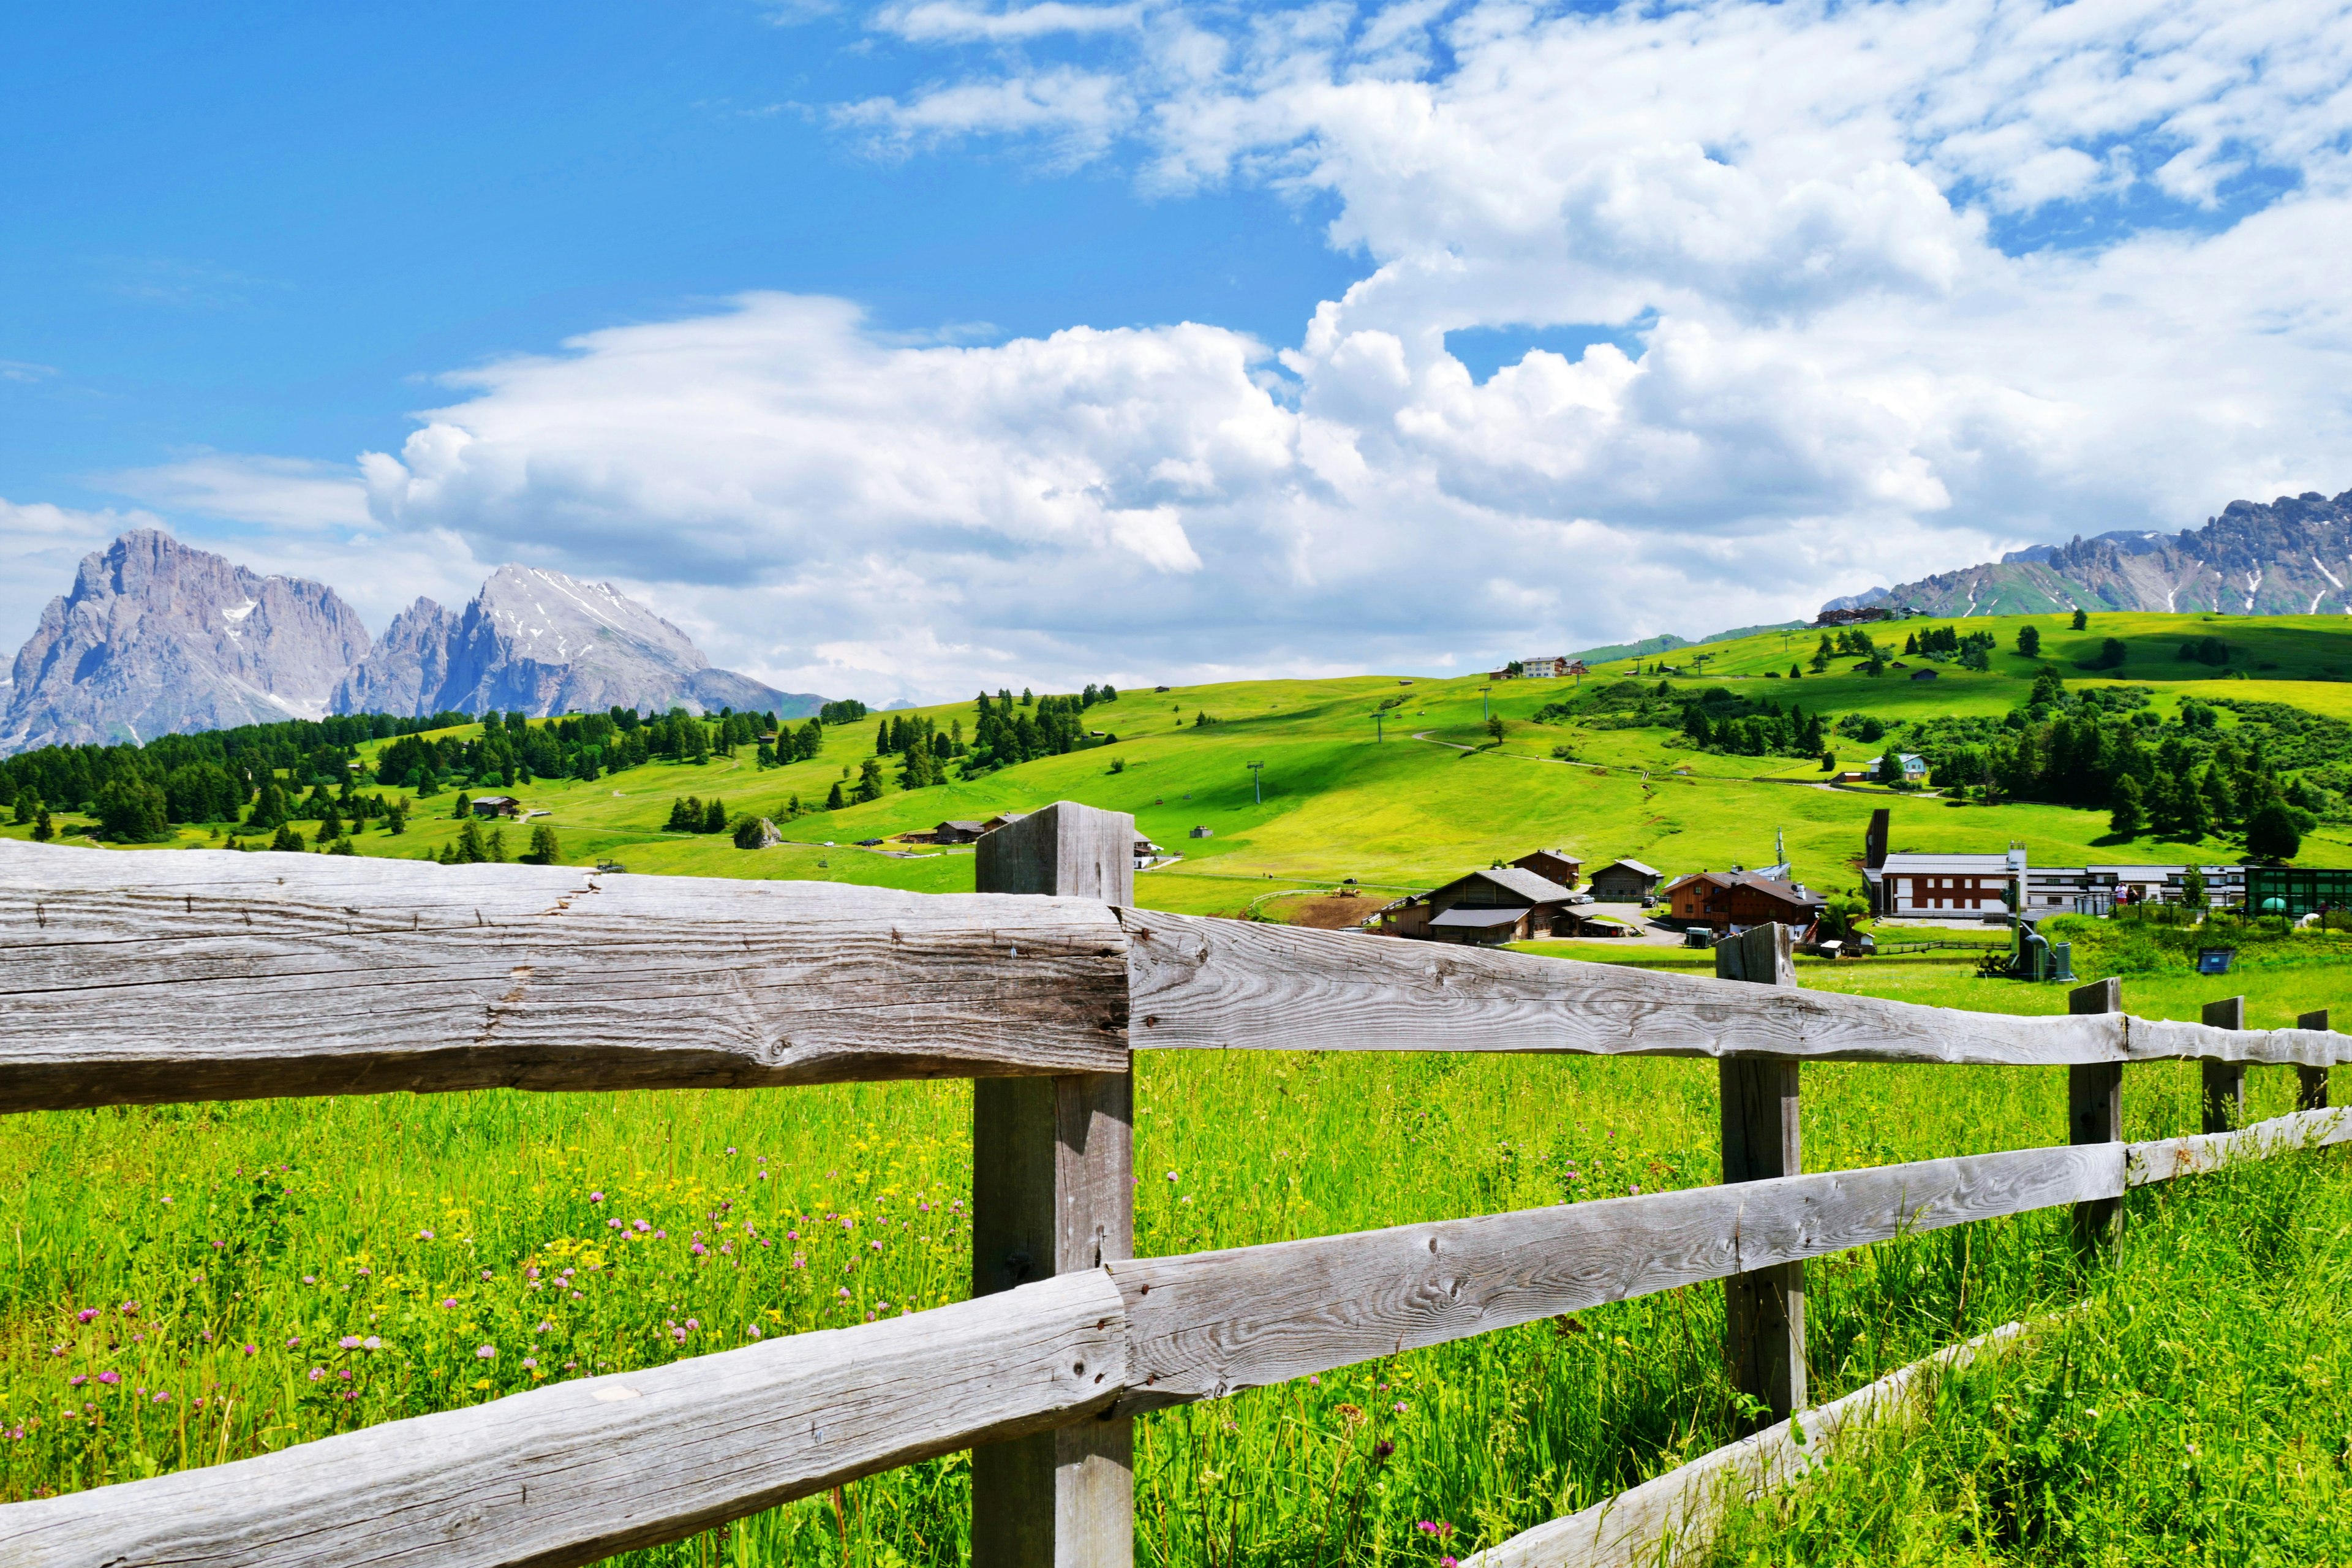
[1166,1170,1179,1182]
[685,1318,699,1331]
[418,1229,434,1240]
[521,1357,538,1369]
[475,1345,496,1360]
[692,1243,707,1257]
[870,1240,883,1253]
[303,1275,317,1284]
[363,1337,380,1351]
[792,1255,807,1268]
[339,1336,362,1349]
[160,1195,173,1205]
[535,1322,552,1335]
[607,1218,624,1230]
[589,1191,605,1204]
[1395,1401,1409,1414]
[654,1229,666,1240]
[1374,1439,1395,1460]
[69,1375,85,1387]
[355,1267,371,1276]
[308,1368,325,1382]
[338,1369,353,1381]
[671,1327,688,1343]
[119,1301,139,1317]
[440,1298,458,1309]
[633,1219,652,1233]
[787,1230,799,1241]
[746,1324,763,1340]
[1630,1185,1642,1195]
[75,1308,97,1324]
[726,1146,737,1155]
[286,1336,302,1348]
[837,1287,850,1298]
[241,1344,257,1356]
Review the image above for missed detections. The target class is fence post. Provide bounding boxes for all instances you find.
[2201,997,2246,1133]
[2298,1009,2331,1110]
[1714,922,1803,1426]
[970,802,1136,1568]
[2067,979,2123,1254]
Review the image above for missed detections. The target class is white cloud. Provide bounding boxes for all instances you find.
[875,0,1148,43]
[105,452,373,532]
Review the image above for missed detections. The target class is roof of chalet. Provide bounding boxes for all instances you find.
[1517,848,1583,864]
[938,820,986,832]
[1434,865,1577,905]
[1429,906,1532,929]
[1591,858,1662,879]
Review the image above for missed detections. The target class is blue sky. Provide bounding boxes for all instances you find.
[4,0,2350,702]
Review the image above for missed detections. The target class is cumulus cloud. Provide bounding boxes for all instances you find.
[105,452,373,532]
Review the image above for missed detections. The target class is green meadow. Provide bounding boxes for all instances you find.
[4,609,2352,1563]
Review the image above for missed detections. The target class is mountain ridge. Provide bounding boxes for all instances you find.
[1827,490,2352,619]
[1,534,828,755]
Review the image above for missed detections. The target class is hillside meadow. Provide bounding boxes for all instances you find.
[4,609,2352,1562]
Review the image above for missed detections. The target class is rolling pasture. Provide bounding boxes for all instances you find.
[4,609,2352,1564]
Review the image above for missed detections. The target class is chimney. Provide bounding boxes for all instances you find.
[1864,808,1890,870]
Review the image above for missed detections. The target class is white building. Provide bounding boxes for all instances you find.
[1871,849,2024,921]
[2027,864,2245,913]
[1863,753,1930,783]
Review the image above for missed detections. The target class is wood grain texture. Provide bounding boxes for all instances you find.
[1462,1319,2043,1568]
[0,1270,1126,1568]
[2201,997,2248,1133]
[2299,1009,2332,1110]
[1715,924,1803,1426]
[970,801,1134,1568]
[2126,1106,2352,1186]
[0,840,1129,1111]
[1109,1144,2119,1409]
[2067,980,2125,1254]
[1118,910,2351,1068]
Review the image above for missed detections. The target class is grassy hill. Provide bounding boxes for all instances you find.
[9,610,2350,916]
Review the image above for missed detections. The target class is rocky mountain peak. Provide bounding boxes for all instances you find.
[1,530,371,753]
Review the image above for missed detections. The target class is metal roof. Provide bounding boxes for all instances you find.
[1429,906,1530,929]
[1592,858,1661,879]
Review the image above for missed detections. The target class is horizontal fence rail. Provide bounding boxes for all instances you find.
[1120,908,2350,1067]
[0,842,1129,1110]
[3,1106,2341,1567]
[0,1272,1126,1568]
[2,840,2344,1120]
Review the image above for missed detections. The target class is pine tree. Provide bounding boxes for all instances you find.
[665,797,698,832]
[270,824,306,853]
[454,792,473,821]
[386,802,407,835]
[31,806,53,842]
[328,836,357,856]
[2071,608,2089,630]
[317,802,343,842]
[2108,775,2144,836]
[1902,633,1918,655]
[453,818,489,863]
[11,795,34,826]
[525,824,562,864]
[854,757,886,803]
[2016,625,2041,657]
[703,798,728,834]
[826,780,846,810]
[488,827,510,863]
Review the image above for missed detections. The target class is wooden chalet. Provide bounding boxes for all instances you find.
[1586,858,1662,902]
[469,795,521,819]
[1512,848,1582,888]
[1660,870,1827,935]
[1379,865,1580,946]
[931,820,988,845]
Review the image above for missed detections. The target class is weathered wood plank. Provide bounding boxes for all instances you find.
[2201,996,2248,1133]
[1715,924,1803,1426]
[2067,979,2124,1254]
[0,840,1129,1111]
[2125,1106,2352,1185]
[1462,1318,2043,1568]
[1108,1144,2119,1409]
[970,803,1136,1568]
[0,1270,1126,1568]
[1118,910,2351,1068]
[2300,1009,2332,1110]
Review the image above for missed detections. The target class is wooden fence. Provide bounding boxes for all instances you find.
[1,801,2346,1567]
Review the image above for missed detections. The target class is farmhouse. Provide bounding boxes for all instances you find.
[1585,858,1662,902]
[1910,667,1939,681]
[1660,870,1827,935]
[1379,865,1580,945]
[1864,753,1929,783]
[469,795,521,819]
[1133,837,1164,869]
[1512,848,1582,888]
[932,820,987,844]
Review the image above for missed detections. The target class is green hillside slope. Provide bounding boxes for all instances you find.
[8,611,2349,914]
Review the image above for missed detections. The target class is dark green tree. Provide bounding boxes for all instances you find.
[95,778,172,843]
[2108,774,2144,836]
[524,823,562,864]
[825,780,846,810]
[2070,608,2088,630]
[2245,802,2301,863]
[31,806,53,842]
[703,798,728,834]
[268,823,306,853]
[2016,625,2041,657]
[853,757,886,804]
